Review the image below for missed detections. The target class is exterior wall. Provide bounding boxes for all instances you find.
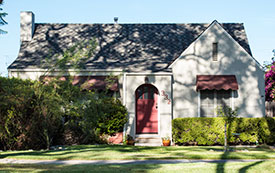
[8,69,125,103]
[9,70,45,80]
[123,73,173,139]
[9,69,173,139]
[171,22,265,118]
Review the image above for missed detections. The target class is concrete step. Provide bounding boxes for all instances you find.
[135,143,161,146]
[135,136,161,146]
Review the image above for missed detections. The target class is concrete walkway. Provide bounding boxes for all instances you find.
[0,159,271,165]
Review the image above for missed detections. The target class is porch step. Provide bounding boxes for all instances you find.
[135,137,162,146]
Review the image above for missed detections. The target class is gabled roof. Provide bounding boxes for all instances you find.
[8,22,252,72]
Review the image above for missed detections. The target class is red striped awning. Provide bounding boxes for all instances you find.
[42,76,118,91]
[196,75,238,91]
[72,76,119,91]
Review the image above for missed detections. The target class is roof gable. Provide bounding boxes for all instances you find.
[169,20,257,68]
[8,22,252,72]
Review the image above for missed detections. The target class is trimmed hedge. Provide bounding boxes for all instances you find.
[172,117,275,146]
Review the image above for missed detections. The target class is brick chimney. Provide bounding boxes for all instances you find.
[20,11,35,42]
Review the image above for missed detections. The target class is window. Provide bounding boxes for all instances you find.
[200,90,214,117]
[200,89,232,117]
[136,85,157,100]
[212,42,218,61]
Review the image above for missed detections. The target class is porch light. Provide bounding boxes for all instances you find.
[145,77,149,83]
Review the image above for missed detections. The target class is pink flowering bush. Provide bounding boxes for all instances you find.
[265,63,275,101]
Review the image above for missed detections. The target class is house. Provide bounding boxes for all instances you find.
[8,12,265,145]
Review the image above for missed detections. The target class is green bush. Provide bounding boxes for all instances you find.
[79,94,128,144]
[0,77,128,150]
[172,117,275,146]
[97,98,128,135]
[0,77,64,150]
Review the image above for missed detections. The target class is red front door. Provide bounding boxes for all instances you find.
[136,84,158,134]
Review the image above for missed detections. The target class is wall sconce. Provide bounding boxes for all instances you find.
[145,77,149,83]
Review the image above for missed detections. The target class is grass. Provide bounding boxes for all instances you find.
[0,145,274,160]
[0,161,274,172]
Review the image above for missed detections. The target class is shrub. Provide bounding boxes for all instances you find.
[79,94,128,144]
[97,98,128,135]
[0,77,128,150]
[172,117,275,146]
[0,77,64,150]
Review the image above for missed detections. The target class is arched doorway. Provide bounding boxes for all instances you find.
[135,84,159,134]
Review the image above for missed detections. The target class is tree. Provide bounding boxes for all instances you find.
[217,105,238,152]
[0,0,7,34]
[265,49,275,101]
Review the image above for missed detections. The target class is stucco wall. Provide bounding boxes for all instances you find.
[171,22,265,118]
[124,74,173,138]
[8,69,125,103]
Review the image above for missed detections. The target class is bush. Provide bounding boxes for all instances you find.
[0,77,128,150]
[79,94,128,144]
[97,98,128,135]
[0,77,64,150]
[172,117,275,146]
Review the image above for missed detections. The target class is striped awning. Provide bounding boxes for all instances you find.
[196,75,238,91]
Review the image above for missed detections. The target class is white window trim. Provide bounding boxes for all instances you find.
[231,91,234,110]
[198,91,201,117]
[198,90,234,117]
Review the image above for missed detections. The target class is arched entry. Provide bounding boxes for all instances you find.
[135,84,158,134]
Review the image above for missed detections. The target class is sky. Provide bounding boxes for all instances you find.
[0,0,275,76]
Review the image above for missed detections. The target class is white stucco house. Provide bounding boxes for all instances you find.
[8,12,265,145]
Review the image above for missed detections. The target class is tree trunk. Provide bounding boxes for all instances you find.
[44,129,50,150]
[224,122,227,152]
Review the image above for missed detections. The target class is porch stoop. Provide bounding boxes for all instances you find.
[134,136,162,146]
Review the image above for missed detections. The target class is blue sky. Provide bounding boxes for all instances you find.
[0,0,275,76]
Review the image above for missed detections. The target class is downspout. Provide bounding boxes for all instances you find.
[123,72,127,139]
[123,72,126,105]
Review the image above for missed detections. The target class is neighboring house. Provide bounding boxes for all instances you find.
[8,12,265,145]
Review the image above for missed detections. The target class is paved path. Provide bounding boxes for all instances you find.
[0,159,271,165]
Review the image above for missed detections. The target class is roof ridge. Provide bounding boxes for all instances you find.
[34,22,243,25]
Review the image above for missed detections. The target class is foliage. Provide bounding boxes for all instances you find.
[0,77,63,150]
[216,105,238,151]
[0,0,7,34]
[172,117,275,146]
[43,39,97,77]
[161,137,170,141]
[96,98,128,135]
[0,77,128,150]
[0,32,128,150]
[217,106,238,122]
[265,49,275,101]
[172,118,224,145]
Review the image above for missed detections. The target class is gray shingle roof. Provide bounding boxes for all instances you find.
[8,22,252,72]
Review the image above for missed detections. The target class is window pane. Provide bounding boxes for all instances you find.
[200,90,214,117]
[217,90,231,107]
[213,42,218,61]
[149,87,156,99]
[144,86,148,99]
[137,88,143,100]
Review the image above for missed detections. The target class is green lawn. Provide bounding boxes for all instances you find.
[0,161,274,173]
[0,145,274,160]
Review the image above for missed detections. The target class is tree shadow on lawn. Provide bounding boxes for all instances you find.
[0,163,160,173]
[0,145,166,160]
[216,150,266,173]
[0,145,272,161]
[238,161,264,173]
